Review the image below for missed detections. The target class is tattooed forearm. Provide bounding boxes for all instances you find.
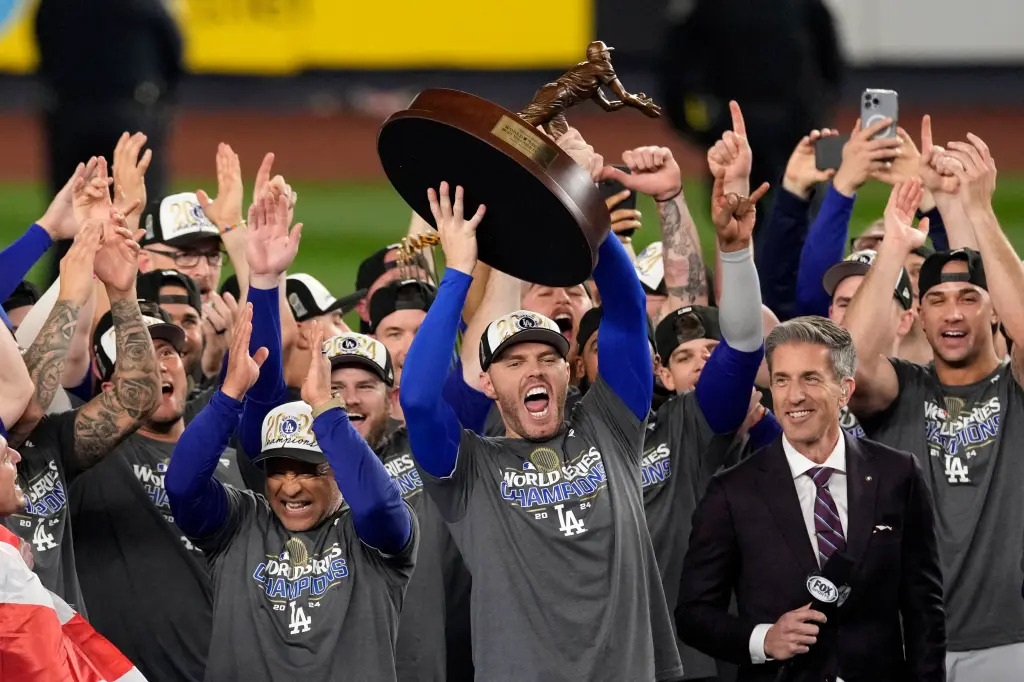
[658,194,709,309]
[22,300,81,411]
[73,297,160,468]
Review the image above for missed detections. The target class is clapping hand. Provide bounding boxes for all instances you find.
[57,219,105,306]
[197,143,245,231]
[38,163,89,241]
[599,146,681,202]
[300,320,334,409]
[781,129,841,200]
[246,193,304,284]
[710,174,770,253]
[428,181,486,276]
[220,303,269,401]
[93,213,145,293]
[882,178,930,251]
[112,132,152,230]
[71,157,113,225]
[941,133,997,217]
[201,291,240,378]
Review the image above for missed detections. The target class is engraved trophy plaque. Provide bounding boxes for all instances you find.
[377,41,660,286]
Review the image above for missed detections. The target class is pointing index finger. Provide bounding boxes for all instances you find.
[921,115,934,151]
[729,100,746,138]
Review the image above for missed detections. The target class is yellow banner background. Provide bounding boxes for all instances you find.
[0,0,593,74]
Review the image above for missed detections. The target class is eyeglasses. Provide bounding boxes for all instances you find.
[145,248,225,268]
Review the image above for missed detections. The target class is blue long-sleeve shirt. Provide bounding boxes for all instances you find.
[796,184,856,318]
[0,224,52,315]
[756,189,811,321]
[166,390,412,554]
[240,285,288,457]
[593,231,652,421]
[399,269,470,479]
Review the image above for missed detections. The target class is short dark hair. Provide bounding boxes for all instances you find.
[765,316,857,380]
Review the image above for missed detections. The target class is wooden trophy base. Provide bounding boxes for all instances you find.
[377,89,610,286]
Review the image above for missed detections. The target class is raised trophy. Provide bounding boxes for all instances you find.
[377,41,660,286]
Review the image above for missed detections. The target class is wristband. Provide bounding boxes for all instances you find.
[221,219,246,234]
[654,187,683,203]
[311,397,346,419]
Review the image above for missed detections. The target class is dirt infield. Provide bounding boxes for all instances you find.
[0,106,1019,183]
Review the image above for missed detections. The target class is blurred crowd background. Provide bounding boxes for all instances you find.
[0,0,1019,321]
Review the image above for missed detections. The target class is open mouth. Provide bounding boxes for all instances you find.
[941,330,967,339]
[348,412,366,425]
[553,313,573,334]
[787,409,812,420]
[282,500,312,512]
[523,385,550,419]
[161,382,173,396]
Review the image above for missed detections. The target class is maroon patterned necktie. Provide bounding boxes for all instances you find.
[807,466,846,567]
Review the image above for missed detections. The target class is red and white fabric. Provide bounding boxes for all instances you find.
[0,525,146,681]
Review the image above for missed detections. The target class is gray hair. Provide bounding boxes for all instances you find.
[765,316,857,380]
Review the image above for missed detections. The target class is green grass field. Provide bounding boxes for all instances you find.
[5,177,1024,302]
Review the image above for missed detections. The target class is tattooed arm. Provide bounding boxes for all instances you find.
[72,289,160,472]
[656,191,709,322]
[598,147,708,323]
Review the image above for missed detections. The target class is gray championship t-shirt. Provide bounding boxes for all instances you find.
[418,376,683,682]
[71,432,243,681]
[863,359,1024,650]
[3,410,84,611]
[643,391,742,679]
[195,487,418,681]
[379,427,473,682]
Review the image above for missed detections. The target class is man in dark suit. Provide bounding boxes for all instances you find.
[677,315,945,682]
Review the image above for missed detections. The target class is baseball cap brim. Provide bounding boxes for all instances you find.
[148,322,186,354]
[251,448,327,468]
[822,261,871,297]
[329,353,391,384]
[335,289,366,316]
[485,328,570,370]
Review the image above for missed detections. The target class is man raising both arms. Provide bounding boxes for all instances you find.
[400,178,682,681]
[843,137,1024,681]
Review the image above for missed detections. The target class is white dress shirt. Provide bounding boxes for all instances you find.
[748,434,848,669]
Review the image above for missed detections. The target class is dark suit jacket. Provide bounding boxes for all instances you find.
[676,433,945,682]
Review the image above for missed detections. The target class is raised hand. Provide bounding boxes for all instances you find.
[781,128,841,200]
[300,320,334,409]
[37,163,88,241]
[57,219,104,305]
[605,190,642,235]
[93,218,145,294]
[428,182,486,276]
[246,193,303,284]
[599,146,681,202]
[942,133,997,216]
[197,143,245,231]
[250,152,297,227]
[707,101,752,195]
[220,303,269,401]
[710,175,770,253]
[870,126,922,187]
[554,127,604,181]
[71,157,113,225]
[883,178,930,250]
[201,291,239,378]
[832,118,903,197]
[111,132,152,229]
[919,115,960,196]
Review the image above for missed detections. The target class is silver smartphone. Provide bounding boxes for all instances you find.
[861,89,898,139]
